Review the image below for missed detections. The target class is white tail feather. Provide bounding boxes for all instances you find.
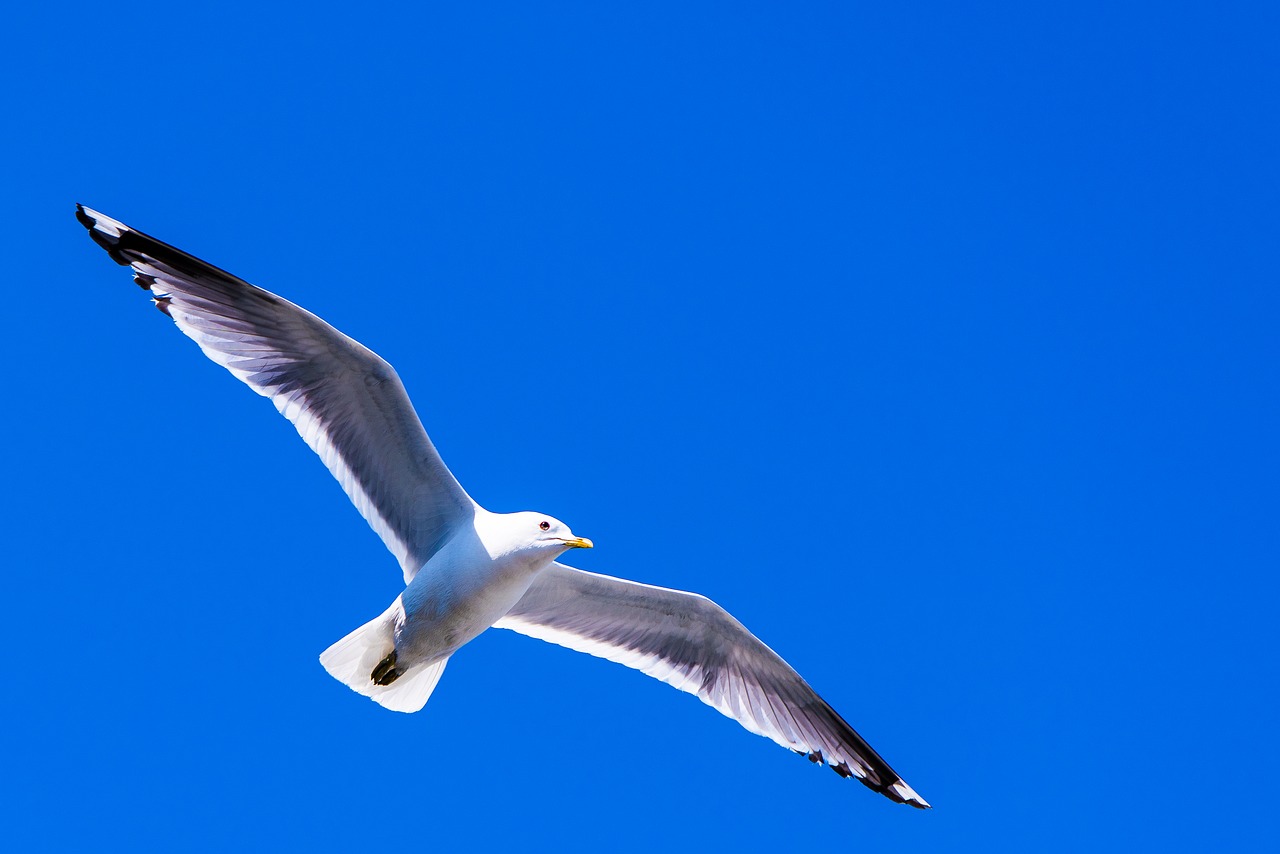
[319,597,449,713]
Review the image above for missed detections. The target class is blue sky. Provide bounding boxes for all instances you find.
[2,2,1276,850]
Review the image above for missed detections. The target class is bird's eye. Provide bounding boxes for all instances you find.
[539,520,551,531]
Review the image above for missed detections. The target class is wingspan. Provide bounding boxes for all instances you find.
[495,562,929,808]
[77,205,476,582]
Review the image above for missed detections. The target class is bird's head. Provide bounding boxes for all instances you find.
[483,510,593,559]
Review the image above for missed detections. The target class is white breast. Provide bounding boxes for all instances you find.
[395,520,550,664]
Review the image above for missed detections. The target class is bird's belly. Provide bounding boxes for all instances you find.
[395,562,536,664]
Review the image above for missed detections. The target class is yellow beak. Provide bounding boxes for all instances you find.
[562,537,594,549]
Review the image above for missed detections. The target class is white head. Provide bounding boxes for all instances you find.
[478,510,593,561]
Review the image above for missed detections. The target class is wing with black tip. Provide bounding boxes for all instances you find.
[77,205,476,582]
[496,562,930,808]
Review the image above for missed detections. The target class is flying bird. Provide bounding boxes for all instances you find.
[76,205,929,809]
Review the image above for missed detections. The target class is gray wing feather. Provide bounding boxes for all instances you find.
[495,562,929,808]
[77,206,475,582]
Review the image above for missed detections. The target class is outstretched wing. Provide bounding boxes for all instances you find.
[495,562,929,808]
[77,205,476,582]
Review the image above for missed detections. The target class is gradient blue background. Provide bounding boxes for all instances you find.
[2,2,1276,851]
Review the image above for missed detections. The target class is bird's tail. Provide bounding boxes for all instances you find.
[319,597,448,713]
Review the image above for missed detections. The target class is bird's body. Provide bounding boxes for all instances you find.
[77,204,930,809]
[396,510,584,671]
[317,508,591,710]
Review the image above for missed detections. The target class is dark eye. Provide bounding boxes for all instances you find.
[539,520,551,531]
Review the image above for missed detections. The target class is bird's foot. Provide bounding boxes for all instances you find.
[371,651,401,686]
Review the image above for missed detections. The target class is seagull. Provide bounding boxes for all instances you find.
[76,204,929,809]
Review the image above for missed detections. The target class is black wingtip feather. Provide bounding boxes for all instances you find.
[77,207,133,266]
[87,228,130,265]
[76,206,273,300]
